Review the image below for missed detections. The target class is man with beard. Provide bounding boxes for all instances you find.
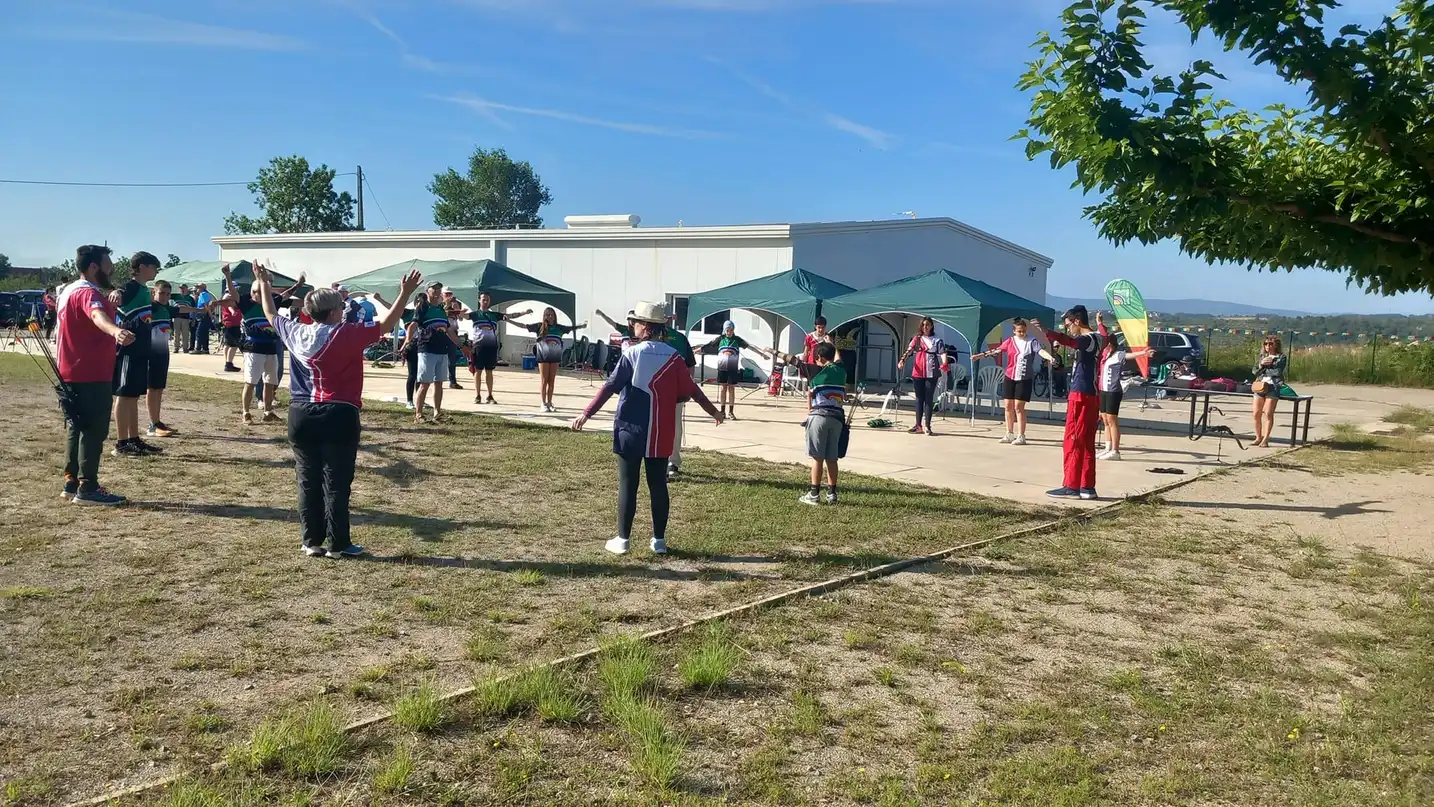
[58,245,134,504]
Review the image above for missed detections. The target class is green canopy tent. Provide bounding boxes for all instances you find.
[155,260,309,296]
[338,259,576,321]
[820,270,1055,423]
[683,268,856,386]
[684,268,856,336]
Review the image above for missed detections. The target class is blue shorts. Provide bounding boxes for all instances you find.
[417,352,449,383]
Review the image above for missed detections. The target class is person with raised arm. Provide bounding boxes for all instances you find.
[572,301,722,556]
[257,263,424,558]
[523,307,586,413]
[972,317,1046,445]
[1095,311,1130,460]
[469,292,532,404]
[216,264,306,425]
[698,320,773,421]
[1037,307,1101,500]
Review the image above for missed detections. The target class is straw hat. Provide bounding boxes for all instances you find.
[627,300,668,325]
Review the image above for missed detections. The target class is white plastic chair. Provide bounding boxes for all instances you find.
[976,365,1005,416]
[938,363,969,412]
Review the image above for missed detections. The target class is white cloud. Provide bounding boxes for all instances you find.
[21,8,307,51]
[822,113,895,149]
[713,60,896,149]
[438,94,722,138]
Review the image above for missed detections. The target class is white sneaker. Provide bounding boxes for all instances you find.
[547,403,558,413]
[799,491,820,506]
[999,433,1016,444]
[650,537,667,555]
[405,401,414,410]
[538,404,549,413]
[824,491,837,505]
[605,537,629,555]
[1102,450,1122,461]
[1013,435,1027,446]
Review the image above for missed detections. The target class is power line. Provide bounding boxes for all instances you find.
[0,172,357,189]
[362,175,393,230]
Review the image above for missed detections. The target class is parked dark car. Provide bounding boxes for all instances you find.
[0,292,21,327]
[1114,329,1205,377]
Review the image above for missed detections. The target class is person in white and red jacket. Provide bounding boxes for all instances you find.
[973,317,1045,445]
[898,316,948,436]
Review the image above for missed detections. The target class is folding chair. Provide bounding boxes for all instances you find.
[976,365,1005,417]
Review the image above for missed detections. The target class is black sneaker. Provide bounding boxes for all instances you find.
[61,477,79,500]
[73,486,127,506]
[486,396,497,405]
[1078,488,1099,501]
[112,440,146,458]
[448,382,463,390]
[223,363,240,373]
[1046,487,1079,498]
[302,545,327,558]
[328,545,366,559]
[134,439,165,455]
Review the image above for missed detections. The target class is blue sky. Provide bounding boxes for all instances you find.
[2,0,1426,315]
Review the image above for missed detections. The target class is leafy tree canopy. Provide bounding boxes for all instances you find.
[1018,0,1434,296]
[164,253,183,268]
[224,155,355,235]
[0,253,10,271]
[428,147,553,230]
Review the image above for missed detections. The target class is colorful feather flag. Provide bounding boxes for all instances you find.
[1104,278,1150,376]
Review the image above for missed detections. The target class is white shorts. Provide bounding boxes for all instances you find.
[243,352,280,386]
[416,352,449,383]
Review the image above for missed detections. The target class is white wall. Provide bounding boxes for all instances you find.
[217,238,498,287]
[791,224,1049,307]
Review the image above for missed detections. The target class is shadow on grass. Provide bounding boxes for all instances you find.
[360,553,774,582]
[165,454,295,470]
[131,501,492,540]
[673,471,1035,518]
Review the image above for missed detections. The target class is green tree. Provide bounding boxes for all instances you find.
[164,253,183,268]
[0,253,10,271]
[224,155,355,235]
[1018,0,1434,296]
[428,147,552,230]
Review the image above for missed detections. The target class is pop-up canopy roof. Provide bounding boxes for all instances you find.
[684,268,856,339]
[821,269,1054,347]
[339,259,576,320]
[155,260,308,295]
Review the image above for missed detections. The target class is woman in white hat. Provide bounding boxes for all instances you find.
[699,319,772,420]
[572,301,723,555]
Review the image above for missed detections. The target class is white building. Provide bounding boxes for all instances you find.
[214,214,1052,381]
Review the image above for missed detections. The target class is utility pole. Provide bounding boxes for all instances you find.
[356,165,365,231]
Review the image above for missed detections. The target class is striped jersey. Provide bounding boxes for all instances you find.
[273,317,383,408]
[998,336,1042,381]
[808,363,847,418]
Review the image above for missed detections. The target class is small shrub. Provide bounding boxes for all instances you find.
[392,680,448,733]
[524,668,582,724]
[474,674,526,718]
[606,695,685,791]
[789,689,828,736]
[2,586,50,600]
[678,624,740,691]
[465,630,504,663]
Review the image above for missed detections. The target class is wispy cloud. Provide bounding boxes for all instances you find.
[822,113,895,150]
[438,94,723,139]
[714,59,896,149]
[336,2,452,73]
[20,8,307,51]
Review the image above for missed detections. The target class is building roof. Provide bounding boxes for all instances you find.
[213,216,1054,268]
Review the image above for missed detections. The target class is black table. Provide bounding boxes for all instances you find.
[1146,384,1315,446]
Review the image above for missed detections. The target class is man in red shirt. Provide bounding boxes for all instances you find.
[57,245,135,505]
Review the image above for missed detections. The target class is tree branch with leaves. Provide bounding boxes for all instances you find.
[1017,0,1434,297]
[429,147,552,230]
[224,155,355,235]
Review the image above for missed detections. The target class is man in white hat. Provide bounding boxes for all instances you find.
[572,301,722,555]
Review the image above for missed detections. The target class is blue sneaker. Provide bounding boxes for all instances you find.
[73,487,127,506]
[1046,487,1079,498]
[1079,488,1098,501]
[328,545,366,559]
[61,477,79,501]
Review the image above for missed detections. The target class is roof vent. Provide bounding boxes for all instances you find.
[564,214,641,229]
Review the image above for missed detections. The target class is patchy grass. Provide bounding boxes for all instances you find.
[597,636,658,701]
[0,352,1043,804]
[391,680,448,733]
[225,700,346,778]
[1295,422,1434,476]
[371,744,416,795]
[677,623,740,691]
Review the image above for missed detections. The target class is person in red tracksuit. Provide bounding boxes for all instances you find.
[1039,306,1100,501]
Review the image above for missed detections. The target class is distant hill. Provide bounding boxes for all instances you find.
[1047,295,1310,317]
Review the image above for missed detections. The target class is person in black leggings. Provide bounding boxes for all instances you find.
[897,316,948,436]
[571,300,723,556]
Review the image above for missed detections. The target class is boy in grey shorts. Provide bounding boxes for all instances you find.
[801,342,845,506]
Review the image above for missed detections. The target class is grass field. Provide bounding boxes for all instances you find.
[2,353,1432,806]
